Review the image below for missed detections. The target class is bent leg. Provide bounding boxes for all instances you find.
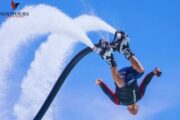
[98,80,120,105]
[129,55,144,73]
[112,31,144,73]
[111,66,125,88]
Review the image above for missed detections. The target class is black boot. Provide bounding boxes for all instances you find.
[111,30,134,59]
[96,39,117,68]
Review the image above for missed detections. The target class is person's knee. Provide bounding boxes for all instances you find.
[133,65,144,73]
[129,55,144,73]
[138,66,144,73]
[138,70,144,78]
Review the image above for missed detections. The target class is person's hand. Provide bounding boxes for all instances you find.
[153,67,162,77]
[96,79,102,85]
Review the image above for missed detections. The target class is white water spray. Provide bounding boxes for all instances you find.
[0,4,94,79]
[14,34,76,120]
[0,4,94,119]
[0,4,117,120]
[74,15,116,33]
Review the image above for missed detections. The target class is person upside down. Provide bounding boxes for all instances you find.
[93,31,162,115]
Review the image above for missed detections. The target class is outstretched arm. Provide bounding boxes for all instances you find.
[139,67,162,98]
[96,80,120,105]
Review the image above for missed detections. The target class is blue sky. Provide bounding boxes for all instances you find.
[0,0,180,120]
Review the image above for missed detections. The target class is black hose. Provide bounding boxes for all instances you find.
[34,47,93,120]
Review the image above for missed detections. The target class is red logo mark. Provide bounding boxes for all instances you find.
[11,0,20,10]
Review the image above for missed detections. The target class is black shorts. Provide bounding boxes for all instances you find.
[119,66,144,85]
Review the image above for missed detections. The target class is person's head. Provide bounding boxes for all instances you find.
[127,103,139,115]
